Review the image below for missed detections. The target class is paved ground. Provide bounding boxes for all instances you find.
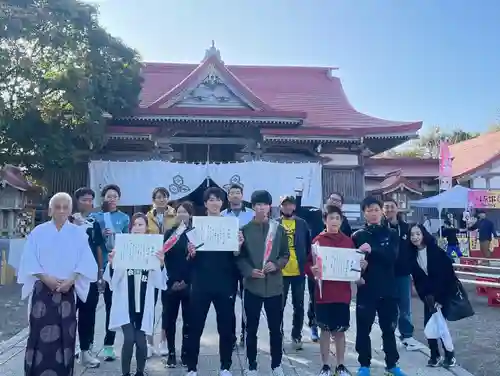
[411,284,500,376]
[0,288,477,376]
[0,284,27,343]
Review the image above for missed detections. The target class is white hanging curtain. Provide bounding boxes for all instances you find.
[89,160,208,206]
[89,160,323,207]
[208,161,322,207]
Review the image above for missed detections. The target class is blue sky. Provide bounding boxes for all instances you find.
[92,0,499,133]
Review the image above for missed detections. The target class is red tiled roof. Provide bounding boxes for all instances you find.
[369,170,423,195]
[138,61,422,137]
[450,130,500,178]
[365,157,438,178]
[0,164,32,191]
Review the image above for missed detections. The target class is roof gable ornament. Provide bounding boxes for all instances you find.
[204,40,223,64]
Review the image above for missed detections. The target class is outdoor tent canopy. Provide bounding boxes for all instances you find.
[409,185,471,210]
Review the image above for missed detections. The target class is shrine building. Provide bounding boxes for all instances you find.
[46,43,422,218]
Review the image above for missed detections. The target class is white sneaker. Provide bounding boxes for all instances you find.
[401,337,423,351]
[81,351,100,368]
[186,372,197,376]
[147,344,156,358]
[271,365,285,376]
[220,370,233,376]
[157,340,169,356]
[245,370,258,376]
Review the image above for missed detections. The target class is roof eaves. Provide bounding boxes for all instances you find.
[145,55,275,111]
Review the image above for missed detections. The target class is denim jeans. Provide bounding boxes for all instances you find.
[396,275,414,339]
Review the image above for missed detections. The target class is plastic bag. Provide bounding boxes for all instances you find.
[424,308,454,352]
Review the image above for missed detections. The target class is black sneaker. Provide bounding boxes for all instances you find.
[134,372,144,376]
[166,353,177,368]
[427,357,442,367]
[443,356,457,368]
[292,337,303,350]
[335,364,351,375]
[319,364,332,376]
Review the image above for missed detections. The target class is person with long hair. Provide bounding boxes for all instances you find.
[105,212,167,376]
[162,201,194,367]
[408,224,457,368]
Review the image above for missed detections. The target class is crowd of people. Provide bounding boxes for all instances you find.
[18,182,469,376]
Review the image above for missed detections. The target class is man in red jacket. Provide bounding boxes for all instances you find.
[306,205,367,376]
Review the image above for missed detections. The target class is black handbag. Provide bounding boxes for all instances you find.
[443,279,475,322]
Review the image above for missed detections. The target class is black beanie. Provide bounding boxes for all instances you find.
[251,190,272,206]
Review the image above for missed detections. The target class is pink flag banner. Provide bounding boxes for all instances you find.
[468,190,500,209]
[439,141,452,191]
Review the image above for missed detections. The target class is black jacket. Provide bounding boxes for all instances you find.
[183,224,239,295]
[352,224,399,301]
[163,226,193,290]
[277,215,311,275]
[295,195,352,238]
[411,242,458,306]
[384,217,412,276]
[70,214,104,264]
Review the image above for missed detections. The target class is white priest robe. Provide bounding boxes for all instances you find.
[104,266,167,336]
[17,220,98,305]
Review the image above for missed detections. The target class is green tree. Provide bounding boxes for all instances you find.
[383,126,480,158]
[0,0,143,176]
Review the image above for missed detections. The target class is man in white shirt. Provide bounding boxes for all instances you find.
[18,192,98,376]
[221,183,255,349]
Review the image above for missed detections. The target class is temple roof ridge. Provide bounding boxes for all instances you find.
[203,40,223,63]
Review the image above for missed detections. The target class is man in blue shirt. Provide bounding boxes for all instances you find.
[90,184,130,361]
[221,183,255,349]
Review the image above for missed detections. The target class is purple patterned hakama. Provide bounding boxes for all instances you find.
[24,281,77,376]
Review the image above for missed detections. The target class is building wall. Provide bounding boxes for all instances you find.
[470,160,500,189]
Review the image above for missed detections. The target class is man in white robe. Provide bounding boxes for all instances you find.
[17,192,98,376]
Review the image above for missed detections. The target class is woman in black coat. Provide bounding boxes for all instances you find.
[408,223,457,368]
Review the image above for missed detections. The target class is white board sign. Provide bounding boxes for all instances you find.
[113,234,163,270]
[191,216,239,252]
[316,246,365,282]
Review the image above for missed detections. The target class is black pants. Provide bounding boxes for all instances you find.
[306,276,316,327]
[103,282,115,346]
[163,288,190,355]
[186,289,234,372]
[121,324,147,374]
[77,282,99,351]
[232,277,246,343]
[282,275,305,340]
[423,304,454,360]
[356,297,399,369]
[244,290,283,370]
